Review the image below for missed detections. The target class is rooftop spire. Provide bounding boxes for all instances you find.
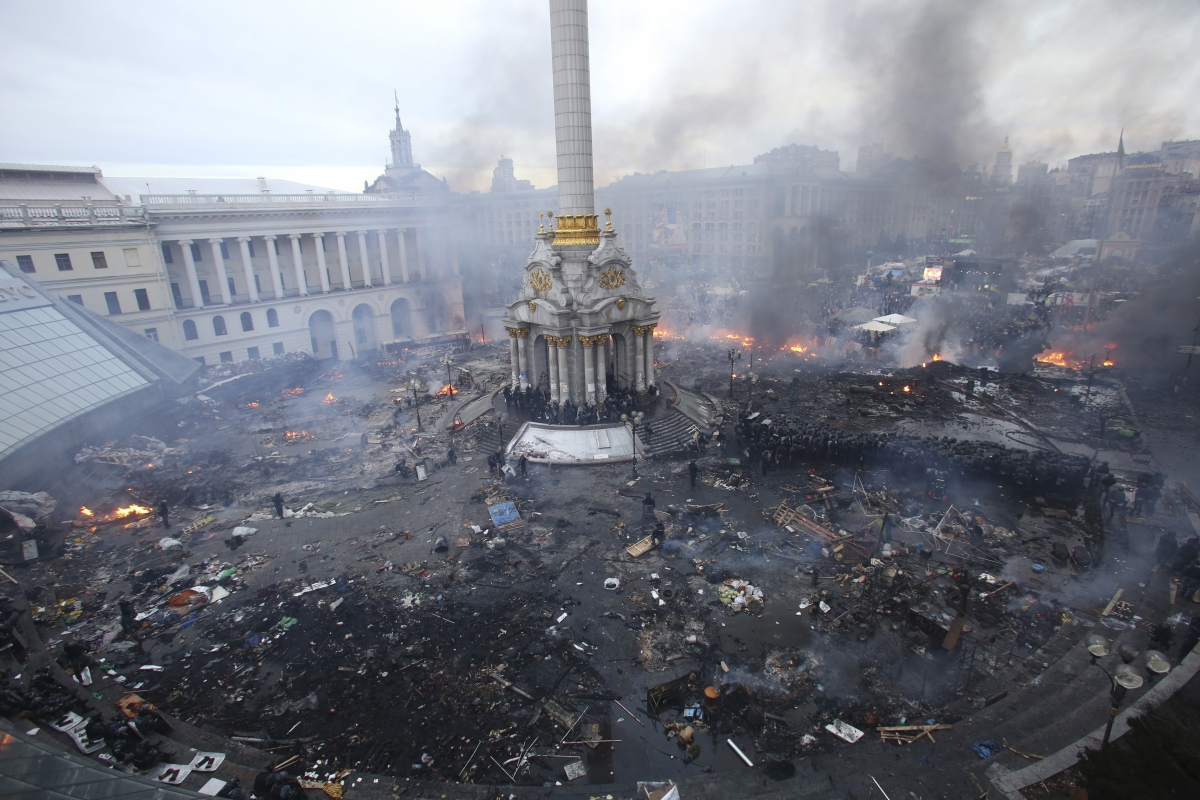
[394,89,401,128]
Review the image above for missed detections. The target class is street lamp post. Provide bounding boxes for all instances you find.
[728,349,741,397]
[410,379,424,433]
[1086,634,1145,748]
[446,354,455,397]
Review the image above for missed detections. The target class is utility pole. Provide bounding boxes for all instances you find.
[727,349,741,397]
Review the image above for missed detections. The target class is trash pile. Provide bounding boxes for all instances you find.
[718,580,765,614]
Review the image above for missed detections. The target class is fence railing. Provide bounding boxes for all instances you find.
[141,193,410,206]
[0,204,147,225]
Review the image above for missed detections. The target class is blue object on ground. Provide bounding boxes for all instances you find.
[970,740,1003,759]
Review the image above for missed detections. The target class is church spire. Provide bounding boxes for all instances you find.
[388,93,414,170]
[1116,128,1125,173]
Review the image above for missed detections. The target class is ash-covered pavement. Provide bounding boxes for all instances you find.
[3,338,1198,800]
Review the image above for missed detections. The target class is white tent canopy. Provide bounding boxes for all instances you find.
[873,313,917,325]
[853,321,898,333]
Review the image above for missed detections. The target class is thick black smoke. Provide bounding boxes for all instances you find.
[1060,239,1200,377]
[842,0,999,169]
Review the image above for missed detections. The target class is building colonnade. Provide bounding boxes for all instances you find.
[169,226,457,309]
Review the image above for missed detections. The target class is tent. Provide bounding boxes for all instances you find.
[873,313,917,325]
[853,321,898,333]
[832,307,879,325]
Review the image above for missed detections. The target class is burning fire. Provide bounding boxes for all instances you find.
[285,430,314,441]
[283,387,304,397]
[436,384,455,397]
[785,343,808,354]
[1036,350,1072,368]
[1035,347,1117,370]
[247,402,259,408]
[115,504,152,518]
[79,504,151,522]
[323,393,338,404]
[931,354,943,361]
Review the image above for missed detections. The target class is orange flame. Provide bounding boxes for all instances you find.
[247,401,259,408]
[283,387,304,397]
[323,393,338,404]
[1036,350,1072,368]
[114,504,152,518]
[285,430,314,441]
[80,506,94,517]
[932,354,943,361]
[436,384,454,397]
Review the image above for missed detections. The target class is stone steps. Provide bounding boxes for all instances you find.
[643,410,702,457]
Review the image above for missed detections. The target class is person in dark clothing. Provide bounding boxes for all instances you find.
[1155,531,1179,567]
[688,460,699,488]
[518,454,528,477]
[118,598,136,634]
[395,457,408,477]
[642,492,656,520]
[447,447,457,466]
[158,500,170,529]
[760,449,770,475]
[273,492,285,519]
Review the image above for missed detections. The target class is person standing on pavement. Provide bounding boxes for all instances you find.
[273,492,285,519]
[689,460,699,488]
[448,446,457,466]
[519,454,528,477]
[158,500,170,529]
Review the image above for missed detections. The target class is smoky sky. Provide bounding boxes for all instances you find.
[0,0,1198,192]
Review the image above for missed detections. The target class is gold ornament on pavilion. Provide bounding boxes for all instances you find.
[631,323,657,337]
[551,213,600,246]
[505,326,529,339]
[598,267,626,290]
[616,298,626,310]
[604,208,614,233]
[529,269,552,292]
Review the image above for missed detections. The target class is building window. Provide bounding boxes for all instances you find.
[104,291,121,315]
[240,311,254,332]
[55,253,73,271]
[144,327,159,342]
[219,351,233,363]
[190,243,202,261]
[67,294,83,306]
[90,251,109,269]
[267,308,280,327]
[254,274,261,294]
[213,316,227,336]
[183,319,198,340]
[123,247,141,267]
[16,255,34,273]
[161,243,174,264]
[273,342,285,355]
[134,288,151,311]
[247,346,261,360]
[219,241,229,259]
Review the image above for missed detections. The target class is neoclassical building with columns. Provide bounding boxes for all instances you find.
[151,195,464,364]
[0,172,466,367]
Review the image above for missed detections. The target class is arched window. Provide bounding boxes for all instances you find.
[240,311,254,332]
[213,316,227,336]
[183,319,198,340]
[266,308,279,328]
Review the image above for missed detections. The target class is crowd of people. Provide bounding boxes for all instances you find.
[501,381,659,427]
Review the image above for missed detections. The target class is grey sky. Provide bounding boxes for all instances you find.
[1,0,1197,192]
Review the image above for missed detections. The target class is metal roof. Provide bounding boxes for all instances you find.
[101,175,348,205]
[0,261,199,464]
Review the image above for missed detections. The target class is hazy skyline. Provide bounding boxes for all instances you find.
[2,0,1198,193]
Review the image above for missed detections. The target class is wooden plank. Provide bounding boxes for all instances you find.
[1101,588,1124,617]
